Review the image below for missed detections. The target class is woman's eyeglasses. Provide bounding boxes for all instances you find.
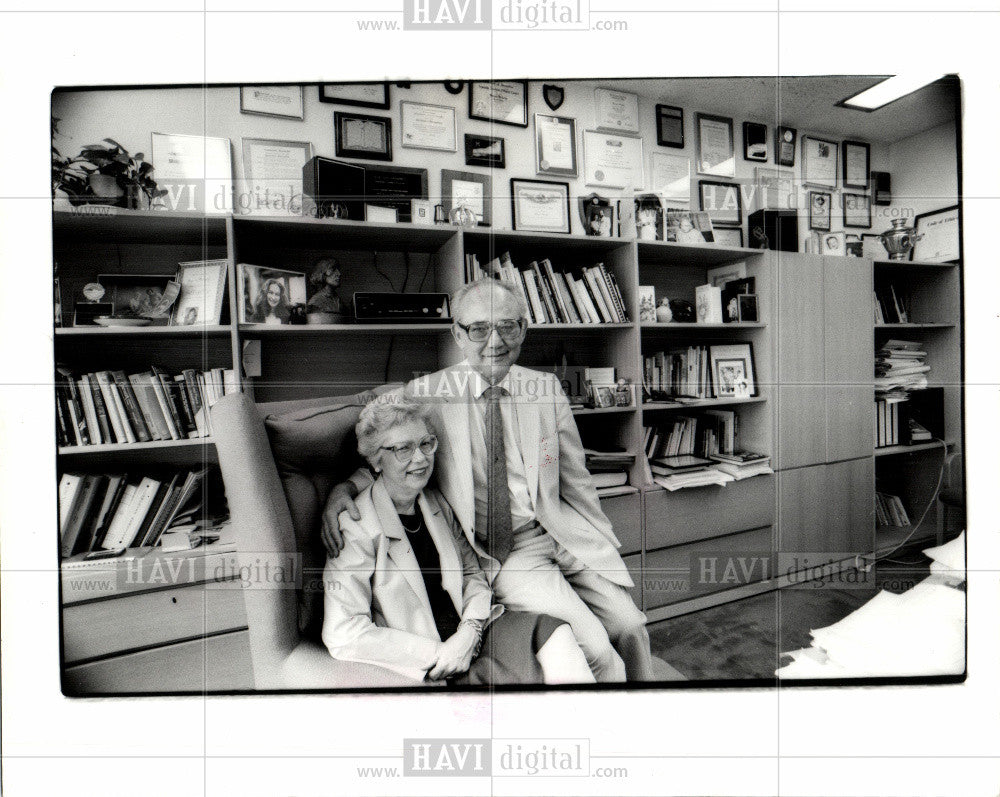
[381,435,439,463]
[456,319,524,342]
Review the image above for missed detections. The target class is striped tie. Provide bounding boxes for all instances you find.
[483,385,514,563]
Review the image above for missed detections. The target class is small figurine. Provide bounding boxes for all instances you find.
[655,297,673,323]
[614,379,632,407]
[307,258,343,317]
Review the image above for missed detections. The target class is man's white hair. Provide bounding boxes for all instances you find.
[452,278,529,322]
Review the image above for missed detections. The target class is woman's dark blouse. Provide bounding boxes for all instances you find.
[398,512,461,641]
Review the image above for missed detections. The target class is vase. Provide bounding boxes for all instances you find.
[880,219,922,261]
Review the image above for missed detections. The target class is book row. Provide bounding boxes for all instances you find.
[467,251,630,325]
[643,411,739,463]
[876,491,911,528]
[873,281,909,324]
[55,366,238,448]
[58,468,209,557]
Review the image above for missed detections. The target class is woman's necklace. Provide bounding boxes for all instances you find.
[399,513,422,533]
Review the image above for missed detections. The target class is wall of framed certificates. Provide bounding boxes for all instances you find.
[51,79,956,244]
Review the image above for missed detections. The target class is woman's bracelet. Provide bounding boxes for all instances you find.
[459,618,484,657]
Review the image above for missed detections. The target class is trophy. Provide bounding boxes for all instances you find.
[880,219,923,261]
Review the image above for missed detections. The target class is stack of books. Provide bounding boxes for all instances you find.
[466,251,629,325]
[709,450,773,480]
[875,340,929,394]
[876,491,911,528]
[649,454,734,491]
[58,468,211,558]
[585,448,637,498]
[55,365,238,447]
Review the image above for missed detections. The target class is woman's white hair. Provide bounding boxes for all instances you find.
[355,392,434,467]
[452,277,528,322]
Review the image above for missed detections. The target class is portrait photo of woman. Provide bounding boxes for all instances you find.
[238,263,307,325]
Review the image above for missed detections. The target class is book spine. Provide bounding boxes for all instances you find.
[173,375,200,439]
[151,366,186,439]
[554,273,583,324]
[94,371,130,444]
[148,369,180,440]
[531,261,561,323]
[128,374,163,441]
[91,475,129,551]
[181,369,206,437]
[596,264,625,322]
[541,260,571,322]
[86,373,115,444]
[112,371,151,442]
[583,268,613,322]
[77,377,102,446]
[197,373,214,437]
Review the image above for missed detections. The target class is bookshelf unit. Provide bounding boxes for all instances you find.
[53,208,965,688]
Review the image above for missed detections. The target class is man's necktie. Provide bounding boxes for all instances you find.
[483,385,514,563]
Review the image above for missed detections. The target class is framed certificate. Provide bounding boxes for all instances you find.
[650,152,690,204]
[241,137,314,216]
[696,113,735,178]
[534,113,578,177]
[240,86,304,119]
[583,129,643,189]
[912,205,960,263]
[400,102,457,152]
[699,180,742,227]
[319,83,390,109]
[442,169,491,227]
[842,140,871,190]
[468,81,528,127]
[802,135,839,188]
[510,178,571,234]
[334,112,392,161]
[775,126,797,167]
[808,191,832,231]
[151,132,233,213]
[842,193,871,229]
[594,88,639,134]
[169,260,228,326]
[656,104,684,148]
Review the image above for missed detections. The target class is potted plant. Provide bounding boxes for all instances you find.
[51,117,97,207]
[77,139,167,209]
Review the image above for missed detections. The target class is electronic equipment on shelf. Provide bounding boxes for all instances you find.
[352,292,452,323]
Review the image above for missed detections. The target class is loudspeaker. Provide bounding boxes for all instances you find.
[748,209,798,252]
[303,157,366,220]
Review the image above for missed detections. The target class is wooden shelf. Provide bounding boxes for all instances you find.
[52,208,228,246]
[874,323,955,330]
[875,440,947,457]
[874,525,937,557]
[59,438,216,464]
[572,405,635,416]
[463,227,629,255]
[643,396,766,410]
[56,325,232,337]
[875,258,959,269]
[238,322,452,335]
[641,322,766,330]
[531,322,633,331]
[232,214,457,250]
[637,240,762,267]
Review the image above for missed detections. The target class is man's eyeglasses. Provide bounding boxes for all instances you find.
[456,319,524,342]
[380,435,439,463]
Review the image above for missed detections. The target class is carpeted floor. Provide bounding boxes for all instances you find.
[648,553,932,681]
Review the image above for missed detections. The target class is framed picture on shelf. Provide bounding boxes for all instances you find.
[721,276,755,322]
[737,294,759,322]
[533,113,578,177]
[650,152,690,204]
[638,285,657,322]
[334,111,392,161]
[912,205,960,263]
[151,132,233,213]
[655,104,684,148]
[400,101,458,152]
[441,169,492,227]
[712,227,744,248]
[635,193,665,240]
[319,83,390,109]
[802,135,839,188]
[464,134,505,168]
[666,209,714,244]
[241,137,314,216]
[742,121,768,161]
[594,88,640,134]
[775,126,797,167]
[239,86,304,119]
[238,264,307,325]
[699,180,742,227]
[842,140,871,190]
[510,178,571,234]
[842,192,872,228]
[170,260,228,326]
[578,193,615,237]
[808,191,832,231]
[98,273,179,324]
[696,113,735,177]
[707,262,747,288]
[468,81,528,127]
[709,342,758,398]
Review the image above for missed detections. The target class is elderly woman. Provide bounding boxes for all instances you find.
[321,396,594,685]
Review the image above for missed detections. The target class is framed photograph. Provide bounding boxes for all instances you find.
[635,193,665,241]
[721,277,755,322]
[707,262,747,287]
[737,294,759,323]
[820,231,847,256]
[655,104,685,148]
[468,81,528,127]
[802,135,839,189]
[712,227,744,248]
[238,264,307,325]
[98,273,178,323]
[709,342,758,398]
[743,121,768,161]
[845,235,864,258]
[400,101,458,152]
[699,180,742,227]
[241,137,314,216]
[441,169,492,227]
[151,132,233,213]
[594,88,640,134]
[650,152,690,204]
[578,193,614,237]
[334,112,392,161]
[583,129,643,189]
[912,205,960,263]
[239,86,304,119]
[775,126,797,167]
[842,192,872,229]
[170,260,228,326]
[638,285,657,322]
[754,166,796,211]
[464,134,505,168]
[666,210,715,244]
[319,83,390,109]
[591,383,617,409]
[808,191,832,231]
[696,113,735,178]
[842,140,871,190]
[510,178,571,234]
[534,113,578,177]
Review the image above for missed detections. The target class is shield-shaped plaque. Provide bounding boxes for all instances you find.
[542,84,565,111]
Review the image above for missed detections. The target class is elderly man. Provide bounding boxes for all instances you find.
[325,278,653,682]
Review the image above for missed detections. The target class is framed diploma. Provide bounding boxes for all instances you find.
[442,169,491,227]
[698,180,742,227]
[533,114,578,177]
[400,102,458,152]
[842,193,871,229]
[696,113,735,178]
[775,126,797,167]
[583,129,643,189]
[808,191,832,231]
[842,140,871,190]
[655,104,684,148]
[241,137,314,216]
[169,260,228,326]
[802,135,839,189]
[151,132,233,214]
[594,88,640,134]
[468,81,528,127]
[334,112,392,161]
[319,83,390,109]
[650,152,691,204]
[712,227,744,248]
[912,205,960,263]
[240,86,304,119]
[510,178,571,234]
